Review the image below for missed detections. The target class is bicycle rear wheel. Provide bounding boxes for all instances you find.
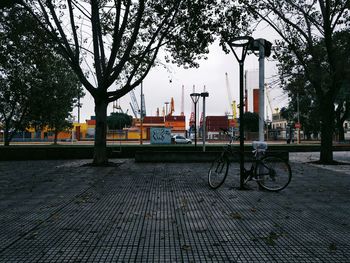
[255,156,292,192]
[208,155,229,189]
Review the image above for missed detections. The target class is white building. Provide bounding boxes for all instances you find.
[245,69,259,113]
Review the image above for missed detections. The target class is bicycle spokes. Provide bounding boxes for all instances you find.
[208,157,229,189]
[215,161,225,173]
[256,156,292,192]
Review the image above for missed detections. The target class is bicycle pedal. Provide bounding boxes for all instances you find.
[245,176,253,182]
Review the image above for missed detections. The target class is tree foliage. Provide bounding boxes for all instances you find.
[28,52,84,144]
[107,112,132,130]
[243,112,259,132]
[0,5,83,145]
[242,0,350,163]
[278,29,350,141]
[0,6,44,145]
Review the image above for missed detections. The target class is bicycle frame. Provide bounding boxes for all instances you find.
[208,130,292,191]
[222,139,267,179]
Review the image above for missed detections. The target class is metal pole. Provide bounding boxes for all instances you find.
[77,92,80,124]
[202,96,206,151]
[194,101,197,149]
[258,39,265,141]
[140,82,143,145]
[244,71,248,113]
[297,92,300,144]
[266,104,269,141]
[239,62,245,189]
[201,92,209,151]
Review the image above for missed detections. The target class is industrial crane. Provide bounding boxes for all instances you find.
[265,84,274,120]
[225,72,237,119]
[141,93,146,117]
[129,89,146,118]
[129,90,140,118]
[113,100,127,114]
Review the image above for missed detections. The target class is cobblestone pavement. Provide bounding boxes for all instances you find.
[0,153,349,262]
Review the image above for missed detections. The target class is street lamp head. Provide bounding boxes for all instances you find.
[190,92,201,104]
[248,38,272,57]
[200,92,209,98]
[227,36,254,47]
[225,36,254,63]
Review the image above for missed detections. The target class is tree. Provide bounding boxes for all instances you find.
[243,112,259,132]
[277,29,350,142]
[107,112,132,130]
[29,53,84,144]
[0,6,83,145]
[333,30,350,141]
[11,0,244,165]
[334,82,350,141]
[0,5,45,146]
[243,0,350,163]
[279,74,322,140]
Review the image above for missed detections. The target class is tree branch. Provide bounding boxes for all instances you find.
[106,1,181,102]
[108,0,145,84]
[91,0,103,88]
[330,0,350,32]
[67,0,80,60]
[105,0,130,75]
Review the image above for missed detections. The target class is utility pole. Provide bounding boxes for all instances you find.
[297,92,301,144]
[140,82,143,145]
[258,40,265,141]
[249,39,272,142]
[201,91,209,152]
[77,92,81,123]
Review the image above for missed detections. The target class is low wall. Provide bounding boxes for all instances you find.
[0,144,348,161]
[135,151,289,163]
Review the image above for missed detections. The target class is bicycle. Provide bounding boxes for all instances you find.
[208,129,292,191]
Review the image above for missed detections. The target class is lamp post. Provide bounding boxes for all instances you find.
[200,92,209,151]
[140,81,144,145]
[226,36,254,190]
[297,92,301,144]
[190,93,201,149]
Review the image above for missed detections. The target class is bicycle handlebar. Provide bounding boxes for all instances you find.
[220,128,234,144]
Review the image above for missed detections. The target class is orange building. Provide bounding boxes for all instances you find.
[134,115,186,139]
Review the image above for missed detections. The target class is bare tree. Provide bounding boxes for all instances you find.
[9,0,238,165]
[243,0,350,163]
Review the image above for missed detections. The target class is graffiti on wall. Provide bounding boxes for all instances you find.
[150,128,172,144]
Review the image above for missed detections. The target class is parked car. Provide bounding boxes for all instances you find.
[172,135,192,144]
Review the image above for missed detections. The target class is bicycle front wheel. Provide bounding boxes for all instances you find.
[255,156,292,192]
[208,155,229,189]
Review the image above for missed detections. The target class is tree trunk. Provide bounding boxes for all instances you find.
[338,123,345,141]
[93,99,108,165]
[319,99,334,163]
[335,106,345,141]
[4,129,10,146]
[3,122,11,146]
[54,130,58,145]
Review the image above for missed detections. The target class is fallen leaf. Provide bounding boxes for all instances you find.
[329,243,337,251]
[182,245,191,251]
[229,212,243,220]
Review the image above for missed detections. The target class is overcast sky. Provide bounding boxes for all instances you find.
[73,28,289,125]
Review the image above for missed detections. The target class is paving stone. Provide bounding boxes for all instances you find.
[0,155,349,262]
